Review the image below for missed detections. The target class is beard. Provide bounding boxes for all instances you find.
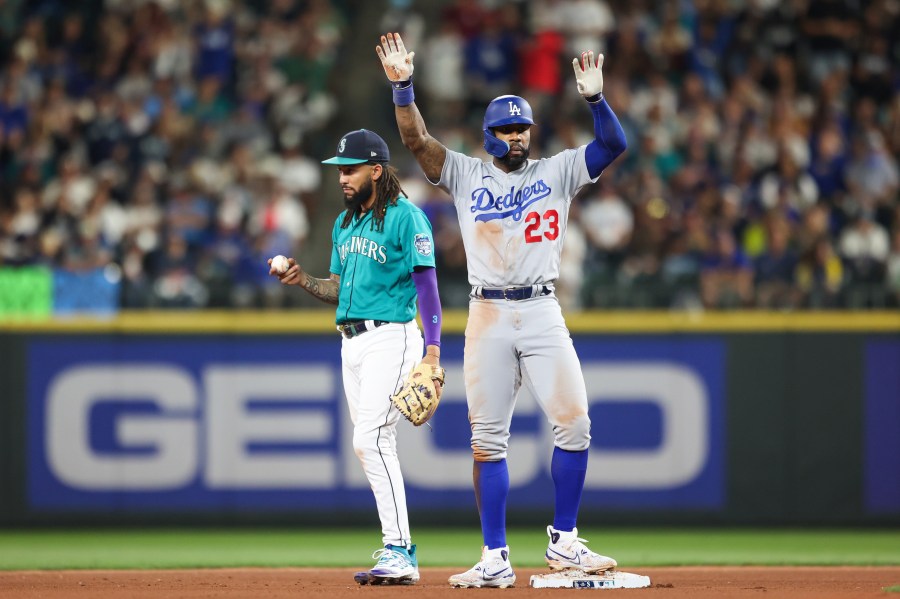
[343,178,374,212]
[499,143,530,170]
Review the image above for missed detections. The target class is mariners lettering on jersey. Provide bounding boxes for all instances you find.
[338,235,388,264]
[469,178,552,222]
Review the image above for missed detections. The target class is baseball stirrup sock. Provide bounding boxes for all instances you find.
[551,447,588,531]
[474,460,509,549]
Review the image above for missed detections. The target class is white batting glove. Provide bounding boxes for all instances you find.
[572,51,604,98]
[376,32,415,83]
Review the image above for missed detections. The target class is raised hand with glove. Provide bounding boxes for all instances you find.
[376,32,417,107]
[376,32,414,82]
[375,31,448,183]
[572,51,604,101]
[572,49,625,180]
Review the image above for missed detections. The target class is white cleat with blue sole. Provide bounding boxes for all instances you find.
[544,525,618,573]
[448,546,516,588]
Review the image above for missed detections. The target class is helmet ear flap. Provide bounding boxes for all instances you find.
[483,128,510,158]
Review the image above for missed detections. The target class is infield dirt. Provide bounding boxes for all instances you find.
[1,566,898,598]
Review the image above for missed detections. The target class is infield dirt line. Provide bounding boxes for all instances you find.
[1,566,899,598]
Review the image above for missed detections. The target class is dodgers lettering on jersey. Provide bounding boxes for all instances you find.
[470,179,552,222]
[329,197,435,324]
[435,146,597,288]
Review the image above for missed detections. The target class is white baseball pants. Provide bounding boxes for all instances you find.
[341,320,422,547]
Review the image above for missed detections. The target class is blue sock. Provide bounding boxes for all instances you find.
[474,460,509,549]
[551,447,588,531]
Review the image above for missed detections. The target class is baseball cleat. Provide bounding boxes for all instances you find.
[356,544,419,585]
[354,571,418,586]
[545,525,617,573]
[448,546,516,588]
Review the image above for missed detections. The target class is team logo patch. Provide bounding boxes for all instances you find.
[414,234,432,256]
[338,137,347,153]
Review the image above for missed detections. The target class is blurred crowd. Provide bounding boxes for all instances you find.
[0,0,343,308]
[400,0,900,310]
[0,0,898,311]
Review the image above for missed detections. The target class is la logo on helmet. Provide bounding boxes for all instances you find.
[339,138,347,152]
[508,102,521,116]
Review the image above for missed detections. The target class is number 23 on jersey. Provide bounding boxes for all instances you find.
[524,209,559,243]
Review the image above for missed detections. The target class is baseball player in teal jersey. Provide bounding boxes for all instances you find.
[269,129,444,586]
[378,33,627,588]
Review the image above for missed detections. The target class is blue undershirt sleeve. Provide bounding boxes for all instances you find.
[584,95,627,179]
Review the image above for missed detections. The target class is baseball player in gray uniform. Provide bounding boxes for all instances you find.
[377,33,628,587]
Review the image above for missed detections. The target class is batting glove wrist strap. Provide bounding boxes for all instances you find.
[392,79,415,106]
[586,92,603,103]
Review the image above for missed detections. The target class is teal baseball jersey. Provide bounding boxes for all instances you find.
[329,197,435,324]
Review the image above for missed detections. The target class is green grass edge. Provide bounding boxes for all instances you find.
[1,528,899,571]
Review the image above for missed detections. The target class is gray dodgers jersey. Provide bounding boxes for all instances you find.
[435,146,597,288]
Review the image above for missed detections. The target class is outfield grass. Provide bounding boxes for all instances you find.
[0,528,898,570]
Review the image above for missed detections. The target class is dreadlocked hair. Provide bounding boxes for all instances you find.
[340,163,406,232]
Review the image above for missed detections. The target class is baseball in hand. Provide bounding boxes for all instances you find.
[271,255,290,274]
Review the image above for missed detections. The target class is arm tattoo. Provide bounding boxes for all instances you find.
[396,104,446,183]
[302,276,339,305]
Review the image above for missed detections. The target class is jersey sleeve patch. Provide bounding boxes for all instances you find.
[414,233,433,256]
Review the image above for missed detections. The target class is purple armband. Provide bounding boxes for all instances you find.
[392,79,415,107]
[412,267,441,348]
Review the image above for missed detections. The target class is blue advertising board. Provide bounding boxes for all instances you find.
[864,339,900,514]
[27,336,725,513]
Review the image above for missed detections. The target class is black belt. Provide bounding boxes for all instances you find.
[477,285,552,301]
[337,320,389,339]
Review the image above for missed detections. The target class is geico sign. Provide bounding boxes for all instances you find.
[45,363,709,492]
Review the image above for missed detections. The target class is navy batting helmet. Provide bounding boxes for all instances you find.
[483,95,534,158]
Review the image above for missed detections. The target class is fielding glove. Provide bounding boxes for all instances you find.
[572,51,604,98]
[390,362,445,426]
[377,32,415,83]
